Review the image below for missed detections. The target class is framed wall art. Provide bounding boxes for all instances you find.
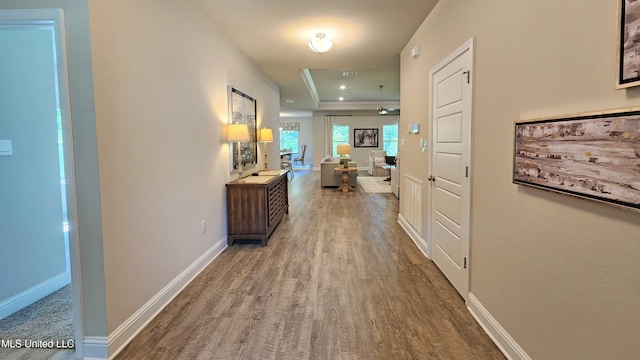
[513,108,640,210]
[617,0,640,88]
[229,87,257,171]
[353,128,379,148]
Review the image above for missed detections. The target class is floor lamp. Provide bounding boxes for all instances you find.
[227,123,250,177]
[258,128,273,170]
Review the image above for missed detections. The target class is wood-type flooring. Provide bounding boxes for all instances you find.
[117,169,505,359]
[2,169,505,359]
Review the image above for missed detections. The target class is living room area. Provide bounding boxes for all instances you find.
[280,111,400,196]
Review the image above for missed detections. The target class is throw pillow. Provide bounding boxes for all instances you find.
[374,156,385,164]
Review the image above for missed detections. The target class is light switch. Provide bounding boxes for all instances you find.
[0,140,12,156]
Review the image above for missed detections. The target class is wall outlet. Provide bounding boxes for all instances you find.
[200,220,206,235]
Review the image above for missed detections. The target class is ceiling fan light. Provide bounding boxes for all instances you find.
[309,33,333,54]
[376,84,387,115]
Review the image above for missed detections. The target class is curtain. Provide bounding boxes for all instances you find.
[279,122,300,152]
[324,115,334,156]
[280,122,300,131]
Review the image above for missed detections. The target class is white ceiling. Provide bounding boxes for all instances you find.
[193,0,438,115]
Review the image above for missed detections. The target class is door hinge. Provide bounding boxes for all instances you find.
[464,257,467,269]
[463,70,470,84]
[465,166,469,178]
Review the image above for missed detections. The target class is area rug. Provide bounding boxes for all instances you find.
[0,285,74,343]
[357,176,392,194]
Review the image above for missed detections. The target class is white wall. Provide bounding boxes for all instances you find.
[401,1,640,359]
[87,0,280,337]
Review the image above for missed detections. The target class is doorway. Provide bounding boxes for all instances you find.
[0,8,82,357]
[428,38,474,301]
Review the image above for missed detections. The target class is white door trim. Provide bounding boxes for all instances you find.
[427,37,475,302]
[0,8,85,358]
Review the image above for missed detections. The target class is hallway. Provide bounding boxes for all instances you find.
[116,169,505,359]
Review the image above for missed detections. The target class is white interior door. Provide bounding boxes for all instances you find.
[428,38,474,300]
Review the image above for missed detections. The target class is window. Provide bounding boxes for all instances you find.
[383,124,398,157]
[333,124,349,157]
[280,122,301,153]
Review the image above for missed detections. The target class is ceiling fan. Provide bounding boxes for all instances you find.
[376,84,388,115]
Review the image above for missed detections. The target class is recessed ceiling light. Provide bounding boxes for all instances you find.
[285,99,294,103]
[339,85,346,90]
[339,97,344,101]
[342,71,358,76]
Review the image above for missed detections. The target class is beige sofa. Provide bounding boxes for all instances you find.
[320,156,357,187]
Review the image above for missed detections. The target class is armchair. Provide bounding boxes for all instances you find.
[368,150,387,176]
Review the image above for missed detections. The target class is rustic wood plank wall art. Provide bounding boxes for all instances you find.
[617,0,640,88]
[513,108,640,210]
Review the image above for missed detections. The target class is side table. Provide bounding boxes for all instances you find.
[334,166,357,193]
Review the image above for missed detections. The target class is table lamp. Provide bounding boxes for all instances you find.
[258,128,273,170]
[336,144,351,168]
[227,123,250,177]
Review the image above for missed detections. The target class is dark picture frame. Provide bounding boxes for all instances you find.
[353,128,379,148]
[617,0,640,88]
[513,108,640,211]
[229,87,257,171]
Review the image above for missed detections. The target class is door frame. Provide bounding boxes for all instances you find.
[0,8,84,358]
[427,37,475,301]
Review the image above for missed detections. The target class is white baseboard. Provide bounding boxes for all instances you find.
[107,237,228,359]
[467,293,531,360]
[398,214,430,259]
[0,271,71,320]
[83,336,108,360]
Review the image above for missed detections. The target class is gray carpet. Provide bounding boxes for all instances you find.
[0,285,74,342]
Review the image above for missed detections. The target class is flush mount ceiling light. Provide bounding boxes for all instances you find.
[309,33,333,54]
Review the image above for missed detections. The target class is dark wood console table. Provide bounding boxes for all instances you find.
[226,170,289,246]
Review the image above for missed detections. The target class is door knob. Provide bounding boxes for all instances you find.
[428,175,435,182]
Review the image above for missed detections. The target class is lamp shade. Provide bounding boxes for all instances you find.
[227,123,249,142]
[337,144,351,155]
[258,128,273,142]
[309,33,333,54]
